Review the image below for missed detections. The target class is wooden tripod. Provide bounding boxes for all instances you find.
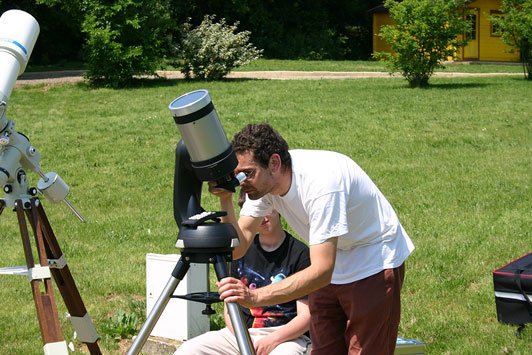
[0,197,101,354]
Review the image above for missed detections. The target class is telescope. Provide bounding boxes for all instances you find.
[170,89,246,229]
[128,90,255,355]
[0,9,40,189]
[0,10,82,219]
[0,10,101,355]
[0,9,39,115]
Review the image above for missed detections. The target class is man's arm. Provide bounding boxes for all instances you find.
[234,215,262,259]
[218,238,337,308]
[209,183,262,259]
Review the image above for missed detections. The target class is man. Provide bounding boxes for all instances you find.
[210,123,415,354]
[174,192,311,355]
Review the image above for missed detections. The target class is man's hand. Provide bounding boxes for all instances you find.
[217,277,257,308]
[208,181,234,201]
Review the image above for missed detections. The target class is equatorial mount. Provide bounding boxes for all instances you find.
[0,105,85,221]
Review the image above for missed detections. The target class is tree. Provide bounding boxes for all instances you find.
[169,0,381,60]
[0,0,84,66]
[491,0,532,80]
[375,0,470,87]
[6,0,383,67]
[179,15,262,80]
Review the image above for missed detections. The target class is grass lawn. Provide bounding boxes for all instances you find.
[237,58,525,74]
[0,71,530,354]
[26,58,525,75]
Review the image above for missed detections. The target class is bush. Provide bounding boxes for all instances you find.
[179,15,263,80]
[375,0,470,87]
[490,0,532,80]
[81,0,173,87]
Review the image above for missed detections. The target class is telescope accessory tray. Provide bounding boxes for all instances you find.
[182,211,225,227]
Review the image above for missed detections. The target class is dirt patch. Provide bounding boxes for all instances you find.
[15,70,522,87]
[119,336,182,355]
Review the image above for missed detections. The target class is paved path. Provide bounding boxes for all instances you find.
[16,69,522,87]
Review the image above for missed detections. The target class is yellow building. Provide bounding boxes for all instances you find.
[370,0,520,62]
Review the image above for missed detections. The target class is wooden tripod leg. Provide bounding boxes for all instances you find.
[33,199,102,355]
[15,200,66,352]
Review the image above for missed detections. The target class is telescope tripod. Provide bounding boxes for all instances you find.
[0,197,101,354]
[128,243,255,355]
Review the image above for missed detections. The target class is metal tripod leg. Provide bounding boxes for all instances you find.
[29,198,101,354]
[212,254,255,355]
[127,257,188,355]
[128,252,255,355]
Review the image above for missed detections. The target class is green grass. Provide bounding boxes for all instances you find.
[26,57,524,74]
[0,71,530,354]
[238,58,524,74]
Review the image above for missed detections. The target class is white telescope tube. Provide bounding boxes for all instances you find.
[0,10,40,102]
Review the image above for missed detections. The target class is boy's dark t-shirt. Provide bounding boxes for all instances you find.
[231,231,310,328]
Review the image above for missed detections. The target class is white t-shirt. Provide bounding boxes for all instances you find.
[240,149,415,284]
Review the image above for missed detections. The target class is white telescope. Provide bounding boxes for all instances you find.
[0,9,40,190]
[0,10,83,221]
[0,10,39,106]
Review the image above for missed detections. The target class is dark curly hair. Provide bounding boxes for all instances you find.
[232,123,291,169]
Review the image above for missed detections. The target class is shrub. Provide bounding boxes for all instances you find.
[81,0,173,87]
[374,0,470,87]
[179,15,263,80]
[490,0,532,80]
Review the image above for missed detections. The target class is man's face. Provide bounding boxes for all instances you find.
[235,151,274,200]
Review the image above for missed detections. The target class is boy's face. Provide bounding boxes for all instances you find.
[258,209,280,234]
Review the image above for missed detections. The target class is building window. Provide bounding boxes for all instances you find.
[466,13,477,40]
[490,10,503,37]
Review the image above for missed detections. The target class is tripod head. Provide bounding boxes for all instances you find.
[169,90,244,248]
[0,10,84,221]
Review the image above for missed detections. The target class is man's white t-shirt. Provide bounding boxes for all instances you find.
[240,149,415,284]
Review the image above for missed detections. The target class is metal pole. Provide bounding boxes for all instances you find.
[213,255,255,355]
[127,259,189,355]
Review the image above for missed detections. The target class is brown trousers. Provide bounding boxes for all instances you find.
[309,264,405,355]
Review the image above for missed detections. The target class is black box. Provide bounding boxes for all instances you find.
[493,252,532,326]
